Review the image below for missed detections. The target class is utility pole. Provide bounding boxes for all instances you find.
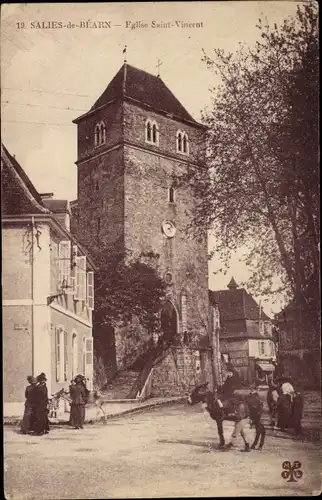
[31,217,35,377]
[210,303,222,388]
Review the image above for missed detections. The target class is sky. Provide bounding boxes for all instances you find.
[1,1,301,316]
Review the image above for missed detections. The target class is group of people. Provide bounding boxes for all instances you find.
[20,373,90,435]
[20,372,49,436]
[267,375,297,427]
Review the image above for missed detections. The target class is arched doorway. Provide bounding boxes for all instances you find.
[160,301,178,344]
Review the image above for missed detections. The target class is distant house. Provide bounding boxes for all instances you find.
[2,144,95,417]
[209,278,276,385]
[275,294,320,388]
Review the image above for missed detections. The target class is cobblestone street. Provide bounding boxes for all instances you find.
[4,402,321,498]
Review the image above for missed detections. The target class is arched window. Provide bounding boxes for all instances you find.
[94,121,106,147]
[146,120,152,142]
[145,119,159,145]
[100,122,106,144]
[183,134,188,153]
[94,125,100,147]
[169,186,175,204]
[177,130,189,155]
[177,131,182,152]
[152,123,158,143]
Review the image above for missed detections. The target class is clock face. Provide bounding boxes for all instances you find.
[162,220,176,238]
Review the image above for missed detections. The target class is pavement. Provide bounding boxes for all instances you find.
[4,402,322,499]
[4,396,186,426]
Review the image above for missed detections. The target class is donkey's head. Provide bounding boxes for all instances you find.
[187,382,210,405]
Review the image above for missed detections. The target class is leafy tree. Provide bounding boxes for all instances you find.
[91,242,167,373]
[176,3,319,331]
[93,244,166,332]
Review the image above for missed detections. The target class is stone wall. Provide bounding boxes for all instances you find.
[151,347,212,396]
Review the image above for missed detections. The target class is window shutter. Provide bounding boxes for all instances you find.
[87,271,94,310]
[58,240,71,290]
[64,330,68,381]
[84,337,93,390]
[75,256,86,300]
[70,245,78,295]
[55,328,61,382]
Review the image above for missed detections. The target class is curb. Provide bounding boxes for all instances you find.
[3,396,186,427]
[88,396,186,423]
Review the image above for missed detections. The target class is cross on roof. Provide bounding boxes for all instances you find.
[156,59,163,77]
[123,45,127,63]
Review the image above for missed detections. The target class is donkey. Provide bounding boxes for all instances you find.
[188,382,265,451]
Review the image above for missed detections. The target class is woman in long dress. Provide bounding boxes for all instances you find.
[70,375,87,429]
[20,376,37,434]
[33,373,50,435]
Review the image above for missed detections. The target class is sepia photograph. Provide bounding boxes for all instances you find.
[1,1,320,498]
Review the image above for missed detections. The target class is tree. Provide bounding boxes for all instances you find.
[92,243,167,371]
[175,3,319,332]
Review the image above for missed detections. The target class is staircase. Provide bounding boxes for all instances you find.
[103,369,140,399]
[102,339,172,400]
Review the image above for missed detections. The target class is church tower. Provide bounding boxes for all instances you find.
[72,64,212,393]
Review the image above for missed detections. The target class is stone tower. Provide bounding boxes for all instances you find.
[72,64,212,393]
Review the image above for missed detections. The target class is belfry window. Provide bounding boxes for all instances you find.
[145,119,159,146]
[94,121,106,147]
[152,123,157,143]
[176,130,189,155]
[146,121,152,142]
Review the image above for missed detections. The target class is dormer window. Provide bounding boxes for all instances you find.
[145,119,159,146]
[176,130,189,155]
[94,121,106,147]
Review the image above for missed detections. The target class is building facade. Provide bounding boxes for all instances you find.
[2,145,95,416]
[210,278,276,385]
[71,63,212,394]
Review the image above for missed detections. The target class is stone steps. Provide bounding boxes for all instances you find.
[103,370,140,400]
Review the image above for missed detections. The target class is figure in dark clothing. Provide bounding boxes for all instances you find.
[272,361,283,384]
[247,386,265,450]
[217,364,240,413]
[33,373,50,435]
[267,379,279,427]
[20,376,37,434]
[70,375,87,429]
[68,379,76,426]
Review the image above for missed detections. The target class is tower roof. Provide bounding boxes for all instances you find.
[227,277,239,289]
[74,64,204,127]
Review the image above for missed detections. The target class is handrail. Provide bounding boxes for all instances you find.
[128,340,172,399]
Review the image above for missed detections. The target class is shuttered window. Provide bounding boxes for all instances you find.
[64,330,68,381]
[75,256,86,300]
[87,271,94,310]
[55,327,61,382]
[83,337,93,390]
[58,241,71,290]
